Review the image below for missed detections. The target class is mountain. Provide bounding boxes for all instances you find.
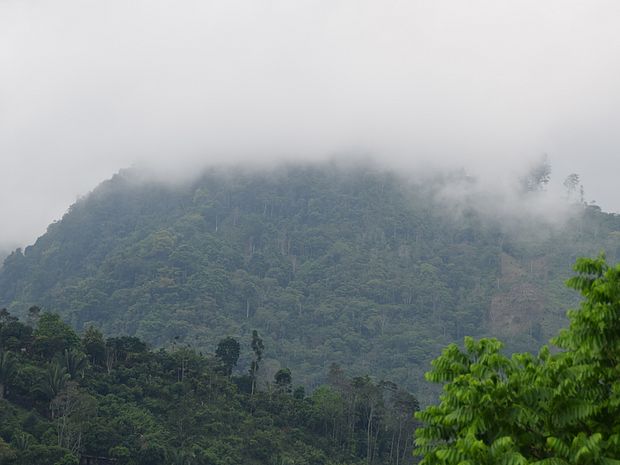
[1,162,619,400]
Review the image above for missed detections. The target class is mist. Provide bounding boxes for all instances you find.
[2,0,620,251]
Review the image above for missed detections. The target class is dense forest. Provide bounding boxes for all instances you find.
[1,163,619,401]
[0,309,419,464]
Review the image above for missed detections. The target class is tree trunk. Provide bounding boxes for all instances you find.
[372,421,380,463]
[396,423,402,465]
[367,406,373,464]
[400,436,411,465]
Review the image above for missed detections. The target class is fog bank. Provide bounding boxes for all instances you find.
[2,0,620,249]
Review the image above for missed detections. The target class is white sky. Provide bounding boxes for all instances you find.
[1,0,620,250]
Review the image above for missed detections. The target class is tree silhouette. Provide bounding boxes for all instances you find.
[250,330,264,396]
[215,337,240,376]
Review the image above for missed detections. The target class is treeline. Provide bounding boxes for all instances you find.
[0,308,419,465]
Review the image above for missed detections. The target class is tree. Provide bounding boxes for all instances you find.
[104,336,148,373]
[26,305,41,328]
[415,255,620,464]
[520,154,551,192]
[82,326,106,367]
[352,375,384,464]
[0,317,33,352]
[311,386,345,441]
[0,308,16,325]
[274,368,292,394]
[0,349,16,399]
[215,337,240,376]
[40,362,70,402]
[386,389,419,465]
[0,438,16,464]
[249,330,264,396]
[563,173,580,199]
[50,382,96,454]
[33,313,81,359]
[60,349,88,379]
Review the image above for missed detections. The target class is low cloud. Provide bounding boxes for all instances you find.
[1,0,620,249]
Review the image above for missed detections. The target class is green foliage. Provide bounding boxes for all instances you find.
[415,255,620,465]
[274,368,292,393]
[0,311,418,464]
[58,349,88,380]
[215,336,240,376]
[81,326,105,367]
[33,314,81,360]
[39,362,70,400]
[0,350,17,399]
[0,164,619,399]
[250,330,264,395]
[53,453,78,465]
[0,437,16,464]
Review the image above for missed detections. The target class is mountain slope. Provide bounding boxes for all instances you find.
[1,163,619,399]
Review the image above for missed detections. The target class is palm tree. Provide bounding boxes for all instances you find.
[11,432,31,452]
[60,349,88,379]
[39,362,70,400]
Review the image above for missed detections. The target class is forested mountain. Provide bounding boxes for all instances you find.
[1,162,619,400]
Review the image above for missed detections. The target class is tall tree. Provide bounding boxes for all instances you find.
[81,326,106,367]
[250,330,264,396]
[274,368,292,394]
[40,362,70,403]
[215,337,240,376]
[60,349,88,380]
[563,173,580,199]
[50,382,96,454]
[26,305,41,328]
[33,313,81,359]
[520,154,551,192]
[0,349,16,399]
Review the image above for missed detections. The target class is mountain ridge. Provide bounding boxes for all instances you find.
[2,162,619,400]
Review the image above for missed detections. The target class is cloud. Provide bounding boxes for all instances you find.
[1,0,620,248]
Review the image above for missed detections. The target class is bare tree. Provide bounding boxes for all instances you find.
[50,382,96,455]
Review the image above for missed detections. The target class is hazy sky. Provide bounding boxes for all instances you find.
[1,0,620,251]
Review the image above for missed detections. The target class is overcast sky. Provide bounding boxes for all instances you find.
[1,0,620,251]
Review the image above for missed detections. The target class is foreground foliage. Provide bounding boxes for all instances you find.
[0,310,418,465]
[415,255,620,464]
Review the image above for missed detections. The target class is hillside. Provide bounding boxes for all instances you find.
[0,312,418,465]
[1,163,619,400]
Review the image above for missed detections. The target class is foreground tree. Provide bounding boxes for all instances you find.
[415,255,620,465]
